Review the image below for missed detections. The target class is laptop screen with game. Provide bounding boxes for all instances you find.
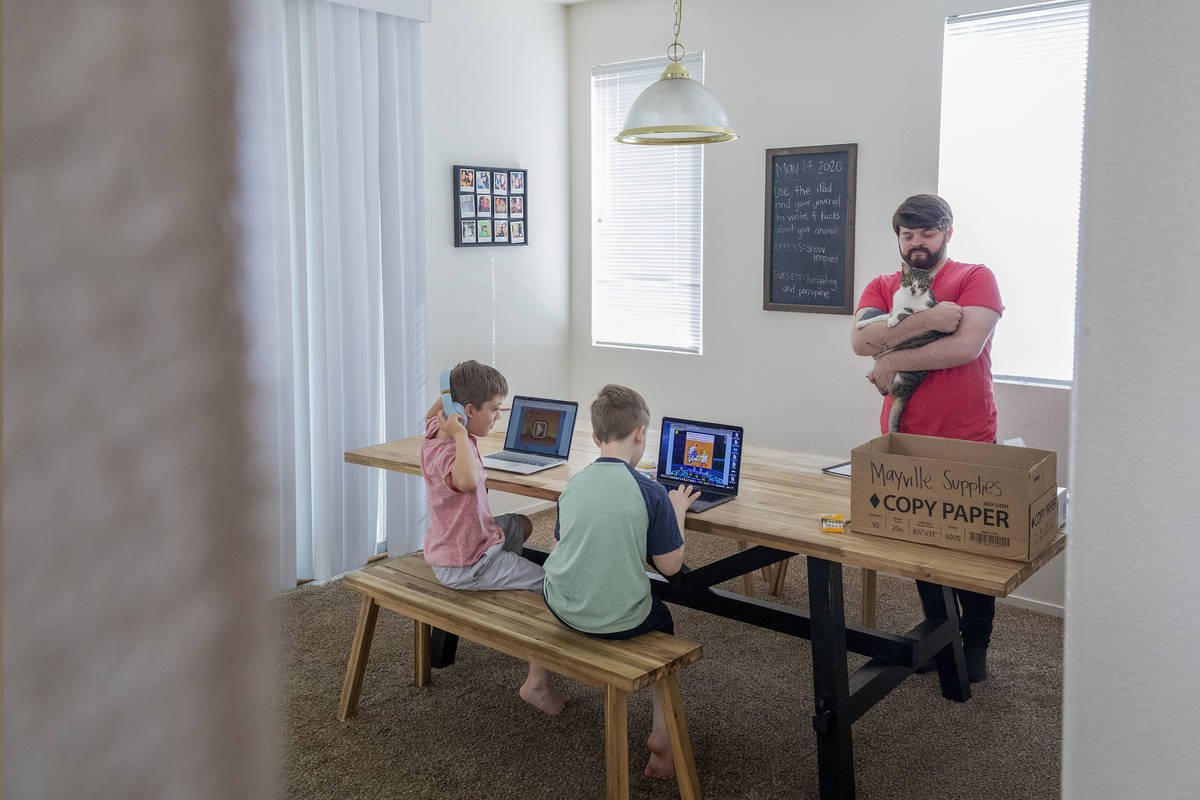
[656,417,743,495]
[503,396,578,459]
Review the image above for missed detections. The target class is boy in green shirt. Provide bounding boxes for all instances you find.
[543,385,697,780]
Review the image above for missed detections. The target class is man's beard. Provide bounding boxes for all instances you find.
[901,238,948,268]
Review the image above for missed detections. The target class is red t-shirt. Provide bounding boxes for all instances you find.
[856,260,1004,442]
[419,417,503,567]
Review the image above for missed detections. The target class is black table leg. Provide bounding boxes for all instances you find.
[807,556,856,800]
[429,628,459,668]
[427,546,548,670]
[916,581,971,702]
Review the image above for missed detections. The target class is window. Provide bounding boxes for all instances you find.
[939,1,1090,382]
[591,54,704,354]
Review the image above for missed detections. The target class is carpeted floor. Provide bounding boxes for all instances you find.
[277,509,1063,799]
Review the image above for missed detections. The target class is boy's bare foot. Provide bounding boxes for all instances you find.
[644,730,675,779]
[519,680,567,715]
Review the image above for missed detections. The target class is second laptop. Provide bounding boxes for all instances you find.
[480,395,578,474]
[655,416,744,512]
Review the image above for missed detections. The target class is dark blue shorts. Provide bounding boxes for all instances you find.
[546,594,674,638]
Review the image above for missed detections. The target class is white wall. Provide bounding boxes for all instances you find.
[421,0,572,513]
[566,0,1069,609]
[1062,2,1200,796]
[422,0,571,401]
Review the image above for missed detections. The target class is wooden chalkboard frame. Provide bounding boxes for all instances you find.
[762,143,857,314]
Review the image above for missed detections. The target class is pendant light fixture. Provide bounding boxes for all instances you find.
[616,0,737,145]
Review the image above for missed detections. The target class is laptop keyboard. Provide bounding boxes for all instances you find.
[487,451,562,466]
[663,483,726,502]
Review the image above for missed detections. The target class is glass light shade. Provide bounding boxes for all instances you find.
[616,62,737,145]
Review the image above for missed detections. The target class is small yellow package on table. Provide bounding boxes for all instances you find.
[820,513,845,533]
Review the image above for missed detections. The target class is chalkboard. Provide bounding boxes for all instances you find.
[763,144,857,313]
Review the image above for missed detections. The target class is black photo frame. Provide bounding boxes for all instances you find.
[454,164,528,247]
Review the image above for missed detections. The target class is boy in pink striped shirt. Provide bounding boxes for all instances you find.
[420,359,566,714]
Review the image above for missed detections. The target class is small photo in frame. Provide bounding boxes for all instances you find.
[510,220,525,244]
[475,170,490,193]
[509,196,523,219]
[493,171,508,195]
[510,171,524,194]
[494,220,509,243]
[477,219,492,242]
[459,168,474,191]
[493,196,508,219]
[459,194,476,219]
[477,194,492,217]
[461,220,477,244]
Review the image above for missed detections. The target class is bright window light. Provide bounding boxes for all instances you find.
[591,54,704,354]
[939,1,1090,382]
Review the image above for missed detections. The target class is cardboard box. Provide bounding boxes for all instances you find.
[850,433,1058,561]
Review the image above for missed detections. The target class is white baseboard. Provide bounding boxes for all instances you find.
[487,492,555,517]
[513,499,556,516]
[1000,593,1064,617]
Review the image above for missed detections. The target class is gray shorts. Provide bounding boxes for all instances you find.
[431,513,545,594]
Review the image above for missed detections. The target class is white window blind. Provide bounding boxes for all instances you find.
[940,2,1094,383]
[591,54,704,354]
[939,1,1090,382]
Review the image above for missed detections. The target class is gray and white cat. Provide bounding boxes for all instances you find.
[856,264,948,432]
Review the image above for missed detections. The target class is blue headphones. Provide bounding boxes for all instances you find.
[439,369,467,423]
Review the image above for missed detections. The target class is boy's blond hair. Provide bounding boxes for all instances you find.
[449,360,508,409]
[590,384,650,443]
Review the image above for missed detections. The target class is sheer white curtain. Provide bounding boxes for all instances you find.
[246,0,429,589]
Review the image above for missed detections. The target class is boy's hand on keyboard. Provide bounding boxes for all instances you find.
[669,484,700,515]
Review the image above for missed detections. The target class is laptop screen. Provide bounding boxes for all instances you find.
[503,396,578,458]
[656,417,743,494]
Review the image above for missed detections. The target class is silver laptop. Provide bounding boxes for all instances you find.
[480,395,578,474]
[655,416,744,512]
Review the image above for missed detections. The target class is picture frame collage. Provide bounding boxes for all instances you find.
[454,164,527,247]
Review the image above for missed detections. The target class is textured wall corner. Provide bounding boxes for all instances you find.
[1062,1,1200,797]
[3,2,272,797]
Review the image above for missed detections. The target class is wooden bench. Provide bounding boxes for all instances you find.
[338,552,705,800]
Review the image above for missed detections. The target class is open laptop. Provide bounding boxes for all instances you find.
[480,395,578,474]
[655,417,744,512]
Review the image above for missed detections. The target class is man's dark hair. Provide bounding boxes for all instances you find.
[449,359,508,409]
[892,194,954,235]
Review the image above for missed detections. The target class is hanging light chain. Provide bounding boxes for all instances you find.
[668,0,685,62]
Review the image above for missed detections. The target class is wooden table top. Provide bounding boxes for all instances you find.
[346,430,1065,598]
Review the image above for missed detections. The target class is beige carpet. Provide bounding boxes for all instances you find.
[278,509,1062,799]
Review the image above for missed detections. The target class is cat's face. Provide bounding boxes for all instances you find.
[900,263,933,294]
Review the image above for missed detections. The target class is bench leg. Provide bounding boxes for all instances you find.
[605,686,629,800]
[735,540,757,598]
[338,594,380,721]
[769,557,792,595]
[659,672,702,800]
[413,621,431,687]
[860,569,877,628]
